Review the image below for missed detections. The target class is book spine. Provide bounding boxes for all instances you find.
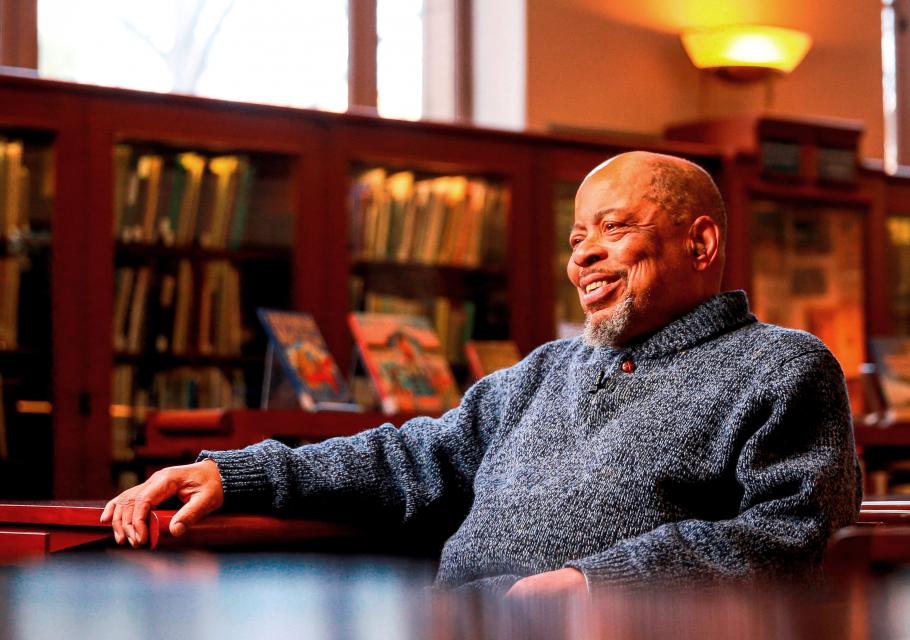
[227,160,254,249]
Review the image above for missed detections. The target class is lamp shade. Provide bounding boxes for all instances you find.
[681,25,812,77]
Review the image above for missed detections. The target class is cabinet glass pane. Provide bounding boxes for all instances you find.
[887,215,910,334]
[110,143,293,488]
[0,133,54,498]
[750,199,865,381]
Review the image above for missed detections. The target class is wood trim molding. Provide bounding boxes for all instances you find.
[0,0,37,69]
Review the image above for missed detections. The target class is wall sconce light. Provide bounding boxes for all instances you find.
[681,25,812,82]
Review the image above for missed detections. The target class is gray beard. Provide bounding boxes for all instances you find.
[582,294,635,348]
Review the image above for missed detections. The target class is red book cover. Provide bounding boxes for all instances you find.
[348,312,460,415]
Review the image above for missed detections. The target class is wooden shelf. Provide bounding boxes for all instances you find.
[0,235,51,257]
[137,409,421,462]
[855,423,910,448]
[114,242,292,264]
[113,351,261,368]
[0,348,51,363]
[352,259,507,301]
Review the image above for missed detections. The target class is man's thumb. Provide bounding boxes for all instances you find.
[169,493,211,537]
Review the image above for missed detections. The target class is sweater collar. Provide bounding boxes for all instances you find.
[584,290,756,360]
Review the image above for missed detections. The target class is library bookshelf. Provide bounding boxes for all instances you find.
[1,73,908,499]
[0,73,724,498]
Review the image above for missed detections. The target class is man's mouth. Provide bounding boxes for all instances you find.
[579,274,623,308]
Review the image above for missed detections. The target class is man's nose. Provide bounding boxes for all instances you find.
[572,239,606,267]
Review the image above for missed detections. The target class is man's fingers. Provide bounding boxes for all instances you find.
[103,472,179,547]
[111,503,125,545]
[100,500,115,524]
[121,501,136,546]
[131,500,153,546]
[170,492,216,537]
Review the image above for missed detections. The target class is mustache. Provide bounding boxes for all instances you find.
[579,268,627,281]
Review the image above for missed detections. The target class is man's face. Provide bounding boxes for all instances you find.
[566,160,692,347]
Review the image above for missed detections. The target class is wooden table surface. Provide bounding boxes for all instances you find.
[0,501,368,563]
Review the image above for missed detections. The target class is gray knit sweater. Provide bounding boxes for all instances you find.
[201,291,861,591]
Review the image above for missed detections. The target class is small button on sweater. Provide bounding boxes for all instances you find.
[201,291,861,591]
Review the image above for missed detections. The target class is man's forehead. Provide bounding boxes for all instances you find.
[575,165,651,213]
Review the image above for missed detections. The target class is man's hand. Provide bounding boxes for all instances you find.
[100,459,224,547]
[506,568,588,598]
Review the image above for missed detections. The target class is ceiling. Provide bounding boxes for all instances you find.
[553,0,880,47]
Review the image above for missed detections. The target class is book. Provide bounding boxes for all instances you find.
[257,309,356,411]
[464,340,521,381]
[348,167,509,268]
[364,293,475,364]
[348,312,460,415]
[869,338,910,422]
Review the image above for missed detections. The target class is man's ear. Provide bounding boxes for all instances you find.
[687,216,720,271]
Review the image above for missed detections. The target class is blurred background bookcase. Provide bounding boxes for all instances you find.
[2,74,910,498]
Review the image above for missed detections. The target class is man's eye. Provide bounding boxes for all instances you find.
[569,237,582,248]
[604,222,620,232]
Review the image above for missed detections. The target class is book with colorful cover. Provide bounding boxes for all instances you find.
[257,309,356,411]
[464,340,521,381]
[348,312,460,415]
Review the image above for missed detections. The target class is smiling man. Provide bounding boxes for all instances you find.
[103,151,861,597]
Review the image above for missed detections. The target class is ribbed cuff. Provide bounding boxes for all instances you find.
[197,448,272,508]
[565,546,642,588]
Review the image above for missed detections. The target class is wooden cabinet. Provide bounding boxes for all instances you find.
[0,74,727,498]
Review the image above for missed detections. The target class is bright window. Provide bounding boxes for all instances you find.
[376,0,423,120]
[37,0,349,112]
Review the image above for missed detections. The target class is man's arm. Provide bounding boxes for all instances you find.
[102,368,510,546]
[563,348,862,587]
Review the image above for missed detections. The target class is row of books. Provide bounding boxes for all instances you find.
[112,259,244,356]
[349,168,509,267]
[111,364,246,462]
[0,138,47,350]
[865,462,910,496]
[0,138,32,240]
[363,292,475,365]
[113,146,255,248]
[0,141,24,350]
[0,257,20,349]
[260,309,520,416]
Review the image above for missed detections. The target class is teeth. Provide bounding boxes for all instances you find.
[585,281,605,293]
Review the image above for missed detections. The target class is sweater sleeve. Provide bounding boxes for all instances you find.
[565,348,862,587]
[197,367,510,527]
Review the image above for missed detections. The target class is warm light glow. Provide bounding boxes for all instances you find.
[17,400,53,414]
[681,25,812,75]
[109,403,146,419]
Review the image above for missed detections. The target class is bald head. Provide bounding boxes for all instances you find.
[583,151,727,243]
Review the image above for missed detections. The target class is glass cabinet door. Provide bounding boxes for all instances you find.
[750,199,866,383]
[110,143,294,489]
[0,132,55,498]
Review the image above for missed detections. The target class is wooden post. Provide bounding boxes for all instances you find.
[348,0,377,111]
[0,0,38,69]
